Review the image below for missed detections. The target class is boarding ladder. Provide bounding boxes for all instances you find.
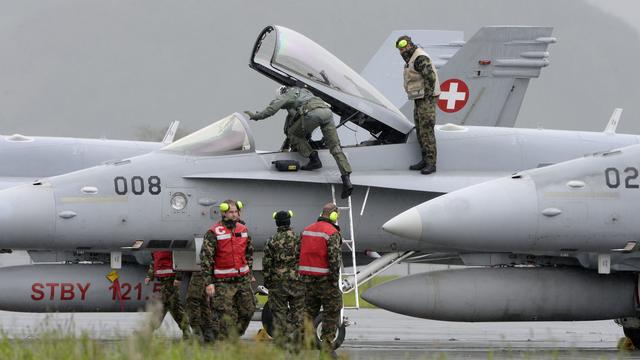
[331,185,418,313]
[331,184,360,309]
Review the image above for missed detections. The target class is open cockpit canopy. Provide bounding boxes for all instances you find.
[161,113,254,156]
[250,25,413,144]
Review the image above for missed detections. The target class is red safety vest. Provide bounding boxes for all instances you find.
[210,222,250,279]
[298,220,338,276]
[152,251,175,278]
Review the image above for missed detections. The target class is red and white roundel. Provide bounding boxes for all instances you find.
[437,79,469,113]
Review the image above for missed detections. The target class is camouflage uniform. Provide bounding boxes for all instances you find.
[145,262,190,337]
[263,225,305,348]
[186,271,215,341]
[413,54,438,167]
[200,221,256,340]
[248,86,352,176]
[300,217,343,350]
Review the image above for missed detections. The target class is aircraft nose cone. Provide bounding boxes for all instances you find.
[382,207,422,240]
[0,184,55,248]
[384,176,538,251]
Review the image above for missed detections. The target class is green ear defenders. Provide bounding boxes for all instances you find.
[329,210,339,222]
[220,200,243,212]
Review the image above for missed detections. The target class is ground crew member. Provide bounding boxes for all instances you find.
[144,250,191,339]
[397,35,440,175]
[200,199,256,340]
[186,271,215,342]
[298,202,343,355]
[244,85,354,198]
[263,210,304,350]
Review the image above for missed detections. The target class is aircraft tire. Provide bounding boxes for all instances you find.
[313,315,346,349]
[260,301,275,336]
[623,327,640,350]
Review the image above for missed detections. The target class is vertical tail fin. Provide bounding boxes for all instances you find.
[341,30,463,145]
[161,120,180,145]
[432,26,555,127]
[604,108,623,134]
[363,26,555,128]
[361,30,464,109]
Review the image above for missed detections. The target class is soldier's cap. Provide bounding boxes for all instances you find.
[396,35,414,49]
[273,210,293,226]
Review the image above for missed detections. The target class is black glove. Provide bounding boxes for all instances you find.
[244,111,258,120]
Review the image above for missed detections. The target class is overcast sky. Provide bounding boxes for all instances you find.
[0,0,639,149]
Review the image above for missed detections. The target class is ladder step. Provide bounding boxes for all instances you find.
[337,207,351,210]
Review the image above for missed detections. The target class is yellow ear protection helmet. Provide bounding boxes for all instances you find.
[219,200,243,213]
[323,204,339,222]
[395,35,413,49]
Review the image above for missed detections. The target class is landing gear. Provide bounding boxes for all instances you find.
[313,315,346,350]
[261,300,347,349]
[260,300,275,336]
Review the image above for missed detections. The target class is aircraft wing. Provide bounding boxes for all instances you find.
[183,170,509,193]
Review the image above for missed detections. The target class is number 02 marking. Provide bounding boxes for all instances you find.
[605,167,640,189]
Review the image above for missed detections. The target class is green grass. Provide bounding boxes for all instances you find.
[256,275,398,308]
[0,326,338,360]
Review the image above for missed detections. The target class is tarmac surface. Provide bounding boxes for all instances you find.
[0,308,637,359]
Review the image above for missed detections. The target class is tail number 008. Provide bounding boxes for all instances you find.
[114,176,161,195]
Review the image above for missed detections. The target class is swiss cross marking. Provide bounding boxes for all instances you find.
[437,79,469,113]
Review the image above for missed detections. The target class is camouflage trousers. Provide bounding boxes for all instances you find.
[414,96,437,166]
[288,107,352,176]
[154,277,190,336]
[186,272,214,338]
[211,279,256,340]
[269,280,305,349]
[303,277,343,350]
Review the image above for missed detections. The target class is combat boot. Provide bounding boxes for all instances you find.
[202,327,215,343]
[301,151,322,171]
[421,164,436,175]
[341,174,353,199]
[409,159,426,170]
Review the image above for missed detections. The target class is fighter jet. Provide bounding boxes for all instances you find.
[370,137,640,347]
[0,123,180,266]
[0,121,179,189]
[0,24,631,346]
